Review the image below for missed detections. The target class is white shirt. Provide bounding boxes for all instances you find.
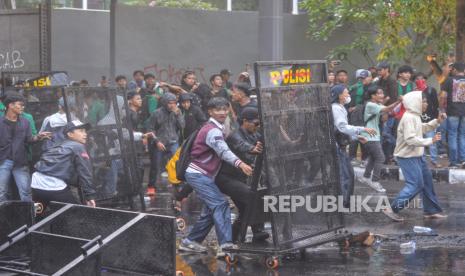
[31,172,67,191]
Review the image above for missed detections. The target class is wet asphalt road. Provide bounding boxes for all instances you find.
[146,177,465,275]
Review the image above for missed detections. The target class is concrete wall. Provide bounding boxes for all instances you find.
[51,9,110,83]
[114,5,259,84]
[50,7,366,85]
[0,9,40,73]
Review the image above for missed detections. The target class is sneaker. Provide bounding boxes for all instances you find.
[146,187,156,196]
[367,181,386,193]
[382,208,404,222]
[358,176,372,185]
[178,239,208,253]
[161,171,168,178]
[424,213,448,219]
[432,162,442,169]
[216,243,238,258]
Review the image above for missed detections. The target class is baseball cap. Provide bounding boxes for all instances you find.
[63,120,91,135]
[241,107,259,121]
[376,61,390,70]
[355,69,371,79]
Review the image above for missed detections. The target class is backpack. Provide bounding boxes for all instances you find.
[350,103,377,127]
[174,128,200,181]
[166,148,181,185]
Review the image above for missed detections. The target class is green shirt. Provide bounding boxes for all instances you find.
[362,101,384,141]
[87,99,106,125]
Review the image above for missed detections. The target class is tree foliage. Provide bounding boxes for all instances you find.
[300,0,456,67]
[120,0,217,10]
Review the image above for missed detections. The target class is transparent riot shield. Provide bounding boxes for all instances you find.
[62,87,143,208]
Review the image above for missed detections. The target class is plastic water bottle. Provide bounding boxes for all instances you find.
[413,226,432,234]
[400,241,416,254]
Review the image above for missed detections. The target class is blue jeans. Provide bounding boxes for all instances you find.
[446,116,465,165]
[337,147,354,207]
[424,131,438,163]
[391,157,442,215]
[149,142,178,187]
[185,172,232,246]
[103,159,124,196]
[0,160,32,202]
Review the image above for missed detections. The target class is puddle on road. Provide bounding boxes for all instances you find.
[176,246,465,275]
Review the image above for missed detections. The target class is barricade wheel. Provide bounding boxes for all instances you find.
[265,256,279,269]
[176,218,186,231]
[225,254,238,265]
[176,271,184,276]
[34,202,44,215]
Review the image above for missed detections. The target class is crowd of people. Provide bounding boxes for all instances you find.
[0,57,464,256]
[331,59,465,221]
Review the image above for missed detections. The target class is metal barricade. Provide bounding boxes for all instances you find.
[0,202,176,275]
[62,87,144,208]
[228,61,347,266]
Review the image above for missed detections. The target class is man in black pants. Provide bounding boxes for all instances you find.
[215,107,269,243]
[31,120,96,209]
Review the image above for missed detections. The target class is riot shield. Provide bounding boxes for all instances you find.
[62,87,143,206]
[253,61,344,249]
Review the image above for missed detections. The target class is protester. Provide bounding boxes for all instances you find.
[396,65,415,97]
[0,93,51,202]
[334,70,348,86]
[31,120,96,208]
[179,97,252,256]
[359,85,402,192]
[220,69,233,90]
[331,85,376,207]
[328,70,336,87]
[348,69,372,163]
[383,91,447,221]
[415,72,441,167]
[179,93,207,141]
[375,61,397,105]
[215,107,269,245]
[115,75,128,90]
[441,62,465,168]
[40,97,76,151]
[147,92,185,195]
[128,70,146,91]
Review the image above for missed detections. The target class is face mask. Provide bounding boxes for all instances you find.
[344,96,351,105]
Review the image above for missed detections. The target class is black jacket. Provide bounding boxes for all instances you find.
[218,127,261,181]
[35,140,96,200]
[181,105,207,140]
[421,87,439,122]
[147,106,185,145]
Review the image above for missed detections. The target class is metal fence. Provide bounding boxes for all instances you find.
[62,87,143,205]
[0,202,176,275]
[242,61,344,251]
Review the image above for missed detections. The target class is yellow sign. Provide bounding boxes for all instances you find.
[24,76,52,88]
[269,68,312,86]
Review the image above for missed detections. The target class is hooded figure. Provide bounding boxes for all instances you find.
[394,91,439,158]
[383,90,446,221]
[147,92,185,190]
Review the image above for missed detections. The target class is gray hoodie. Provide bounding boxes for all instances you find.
[147,93,185,145]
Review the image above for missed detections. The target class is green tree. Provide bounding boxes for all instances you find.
[300,0,456,67]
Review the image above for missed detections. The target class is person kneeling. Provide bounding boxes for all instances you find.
[31,120,96,210]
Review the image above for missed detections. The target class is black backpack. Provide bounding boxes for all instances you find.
[175,128,200,181]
